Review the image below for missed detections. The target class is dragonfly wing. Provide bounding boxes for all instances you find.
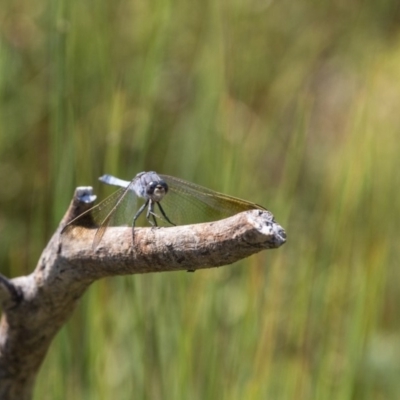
[63,181,141,246]
[158,175,265,225]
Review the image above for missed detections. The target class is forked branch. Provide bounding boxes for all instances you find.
[0,186,286,400]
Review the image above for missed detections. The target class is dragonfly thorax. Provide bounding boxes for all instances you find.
[146,180,168,202]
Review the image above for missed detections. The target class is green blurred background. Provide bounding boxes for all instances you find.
[1,0,399,399]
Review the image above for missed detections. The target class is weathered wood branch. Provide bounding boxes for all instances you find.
[0,275,21,304]
[0,186,286,400]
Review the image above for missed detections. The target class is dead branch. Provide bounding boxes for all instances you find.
[0,186,286,400]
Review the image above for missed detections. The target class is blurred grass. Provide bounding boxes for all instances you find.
[0,0,399,399]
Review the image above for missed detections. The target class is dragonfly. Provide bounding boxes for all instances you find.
[62,171,267,249]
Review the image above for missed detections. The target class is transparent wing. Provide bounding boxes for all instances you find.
[157,175,266,226]
[62,182,142,248]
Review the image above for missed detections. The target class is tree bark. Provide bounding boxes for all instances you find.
[0,186,286,400]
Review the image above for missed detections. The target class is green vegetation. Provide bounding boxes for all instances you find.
[0,0,399,398]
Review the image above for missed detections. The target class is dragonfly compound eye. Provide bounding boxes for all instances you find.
[147,180,168,201]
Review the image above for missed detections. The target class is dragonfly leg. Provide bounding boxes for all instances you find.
[130,200,149,243]
[157,203,176,226]
[133,200,149,227]
[146,200,158,227]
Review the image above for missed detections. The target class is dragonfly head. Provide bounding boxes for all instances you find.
[147,180,168,202]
